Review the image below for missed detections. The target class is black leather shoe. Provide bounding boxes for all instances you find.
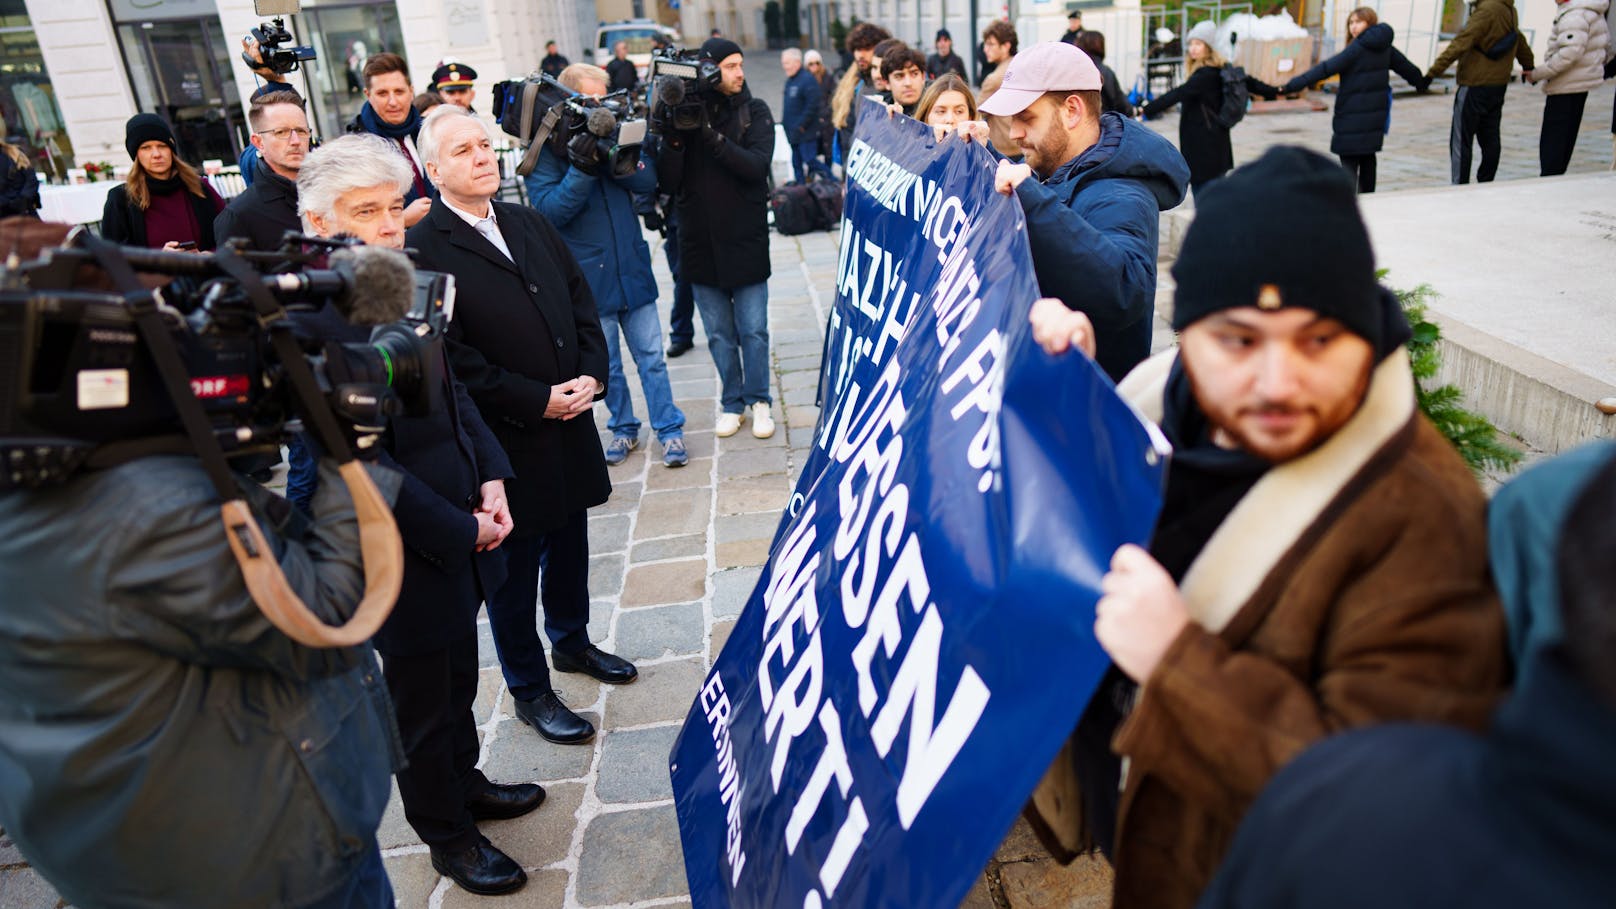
[512,691,595,744]
[666,338,693,357]
[465,782,546,821]
[430,837,526,895]
[553,645,639,685]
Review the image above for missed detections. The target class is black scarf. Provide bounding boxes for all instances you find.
[145,173,187,196]
[1150,359,1272,582]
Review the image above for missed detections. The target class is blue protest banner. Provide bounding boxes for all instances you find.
[669,99,1169,909]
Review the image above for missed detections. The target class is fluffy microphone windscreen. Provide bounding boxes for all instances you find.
[332,245,416,326]
[586,107,618,138]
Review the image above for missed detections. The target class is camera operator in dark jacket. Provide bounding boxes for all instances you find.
[0,242,408,909]
[656,37,778,440]
[298,133,541,897]
[216,90,309,250]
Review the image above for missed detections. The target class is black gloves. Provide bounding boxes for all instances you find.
[641,209,665,233]
[568,132,600,175]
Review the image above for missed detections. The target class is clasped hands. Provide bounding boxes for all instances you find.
[474,479,514,552]
[545,376,601,421]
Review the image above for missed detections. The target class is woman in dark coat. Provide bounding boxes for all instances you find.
[1140,22,1280,191]
[100,114,225,249]
[1283,9,1430,193]
[1076,30,1134,118]
[0,140,41,217]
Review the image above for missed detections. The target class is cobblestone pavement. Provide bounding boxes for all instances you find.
[1151,79,1615,194]
[5,78,1607,909]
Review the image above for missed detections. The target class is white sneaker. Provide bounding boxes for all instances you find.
[750,402,775,439]
[716,412,743,437]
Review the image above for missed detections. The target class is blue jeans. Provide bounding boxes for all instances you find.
[600,303,685,442]
[692,282,771,414]
[665,217,695,346]
[792,139,832,182]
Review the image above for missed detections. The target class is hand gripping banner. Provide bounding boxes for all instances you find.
[670,99,1169,909]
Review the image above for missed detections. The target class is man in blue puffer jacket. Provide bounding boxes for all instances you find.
[978,41,1189,381]
[526,63,687,468]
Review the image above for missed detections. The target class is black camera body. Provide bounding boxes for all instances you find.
[245,17,316,76]
[0,238,449,489]
[647,48,721,133]
[491,74,646,177]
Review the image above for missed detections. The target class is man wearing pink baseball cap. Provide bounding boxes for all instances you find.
[975,41,1190,380]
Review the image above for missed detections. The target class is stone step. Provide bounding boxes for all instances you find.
[1154,172,1616,457]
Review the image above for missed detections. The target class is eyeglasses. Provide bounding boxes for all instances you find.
[256,127,312,141]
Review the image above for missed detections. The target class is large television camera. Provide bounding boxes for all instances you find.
[0,231,450,491]
[491,74,646,178]
[240,0,316,76]
[646,47,721,133]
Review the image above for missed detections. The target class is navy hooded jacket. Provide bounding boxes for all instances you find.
[1197,441,1616,909]
[526,143,660,317]
[1013,112,1189,381]
[1283,23,1428,156]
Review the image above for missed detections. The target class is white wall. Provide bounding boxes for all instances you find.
[23,0,139,166]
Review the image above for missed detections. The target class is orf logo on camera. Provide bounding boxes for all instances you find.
[191,375,251,400]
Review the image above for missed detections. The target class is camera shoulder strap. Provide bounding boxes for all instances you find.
[517,104,563,177]
[210,246,358,465]
[82,235,241,503]
[82,236,402,649]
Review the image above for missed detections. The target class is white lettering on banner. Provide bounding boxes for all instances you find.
[744,133,998,903]
[700,674,749,885]
[939,330,1005,493]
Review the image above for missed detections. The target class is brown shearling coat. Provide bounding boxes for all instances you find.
[1026,348,1510,909]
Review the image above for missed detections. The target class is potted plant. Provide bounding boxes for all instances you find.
[83,161,116,183]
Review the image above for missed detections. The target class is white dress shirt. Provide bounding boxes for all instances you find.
[443,197,514,262]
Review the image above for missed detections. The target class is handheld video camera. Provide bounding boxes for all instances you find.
[491,74,646,178]
[242,0,317,76]
[646,47,721,133]
[0,232,451,490]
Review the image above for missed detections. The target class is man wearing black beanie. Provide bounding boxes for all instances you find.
[657,37,778,439]
[1021,146,1508,909]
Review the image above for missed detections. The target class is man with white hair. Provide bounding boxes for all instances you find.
[406,106,637,749]
[526,63,687,469]
[782,47,830,181]
[298,133,537,897]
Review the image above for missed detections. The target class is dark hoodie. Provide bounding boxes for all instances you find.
[1013,112,1190,381]
[655,84,777,289]
[1197,441,1616,909]
[1283,23,1429,156]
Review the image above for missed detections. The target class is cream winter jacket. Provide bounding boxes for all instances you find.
[1532,0,1614,94]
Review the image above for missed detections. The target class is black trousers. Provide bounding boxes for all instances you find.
[486,508,592,702]
[1451,84,1507,184]
[1539,91,1588,177]
[380,632,489,852]
[1339,153,1378,193]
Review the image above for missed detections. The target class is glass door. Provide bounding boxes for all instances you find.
[118,18,245,164]
[295,2,407,140]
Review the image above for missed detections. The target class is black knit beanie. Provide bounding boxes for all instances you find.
[700,37,744,63]
[1171,146,1391,351]
[124,113,177,161]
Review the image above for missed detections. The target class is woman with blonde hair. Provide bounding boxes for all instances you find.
[1140,20,1279,190]
[831,22,892,161]
[1281,7,1430,192]
[100,113,225,249]
[0,139,41,218]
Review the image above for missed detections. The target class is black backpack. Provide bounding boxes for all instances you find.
[1208,64,1250,129]
[770,184,819,235]
[804,174,843,229]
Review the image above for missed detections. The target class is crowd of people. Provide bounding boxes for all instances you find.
[1,7,1614,909]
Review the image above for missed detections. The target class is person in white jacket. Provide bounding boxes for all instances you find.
[1526,0,1613,175]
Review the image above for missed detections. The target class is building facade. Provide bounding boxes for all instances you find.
[20,0,591,169]
[9,0,1565,172]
